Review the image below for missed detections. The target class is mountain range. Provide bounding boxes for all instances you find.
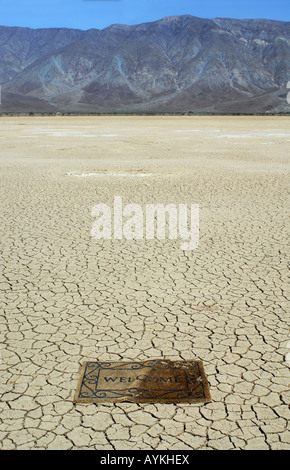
[0,15,289,113]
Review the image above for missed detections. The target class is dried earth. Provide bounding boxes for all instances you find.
[0,116,289,450]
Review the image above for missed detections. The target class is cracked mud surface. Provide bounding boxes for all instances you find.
[0,116,289,450]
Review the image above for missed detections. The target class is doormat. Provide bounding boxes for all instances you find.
[73,360,211,404]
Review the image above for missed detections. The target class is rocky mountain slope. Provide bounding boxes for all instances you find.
[0,15,289,113]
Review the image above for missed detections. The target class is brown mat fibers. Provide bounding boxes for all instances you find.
[74,360,211,404]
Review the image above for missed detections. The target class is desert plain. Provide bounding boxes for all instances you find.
[0,115,289,450]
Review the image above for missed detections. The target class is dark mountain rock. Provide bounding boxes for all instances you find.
[0,15,289,113]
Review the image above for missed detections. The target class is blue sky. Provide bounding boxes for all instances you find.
[0,0,289,30]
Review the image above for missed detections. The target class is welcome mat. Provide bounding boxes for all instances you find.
[73,360,211,404]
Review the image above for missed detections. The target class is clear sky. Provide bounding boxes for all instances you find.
[0,0,289,30]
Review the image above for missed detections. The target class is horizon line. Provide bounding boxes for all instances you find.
[0,14,289,32]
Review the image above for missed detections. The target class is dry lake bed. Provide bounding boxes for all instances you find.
[0,116,289,450]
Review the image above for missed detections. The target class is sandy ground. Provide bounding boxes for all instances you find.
[0,116,289,450]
